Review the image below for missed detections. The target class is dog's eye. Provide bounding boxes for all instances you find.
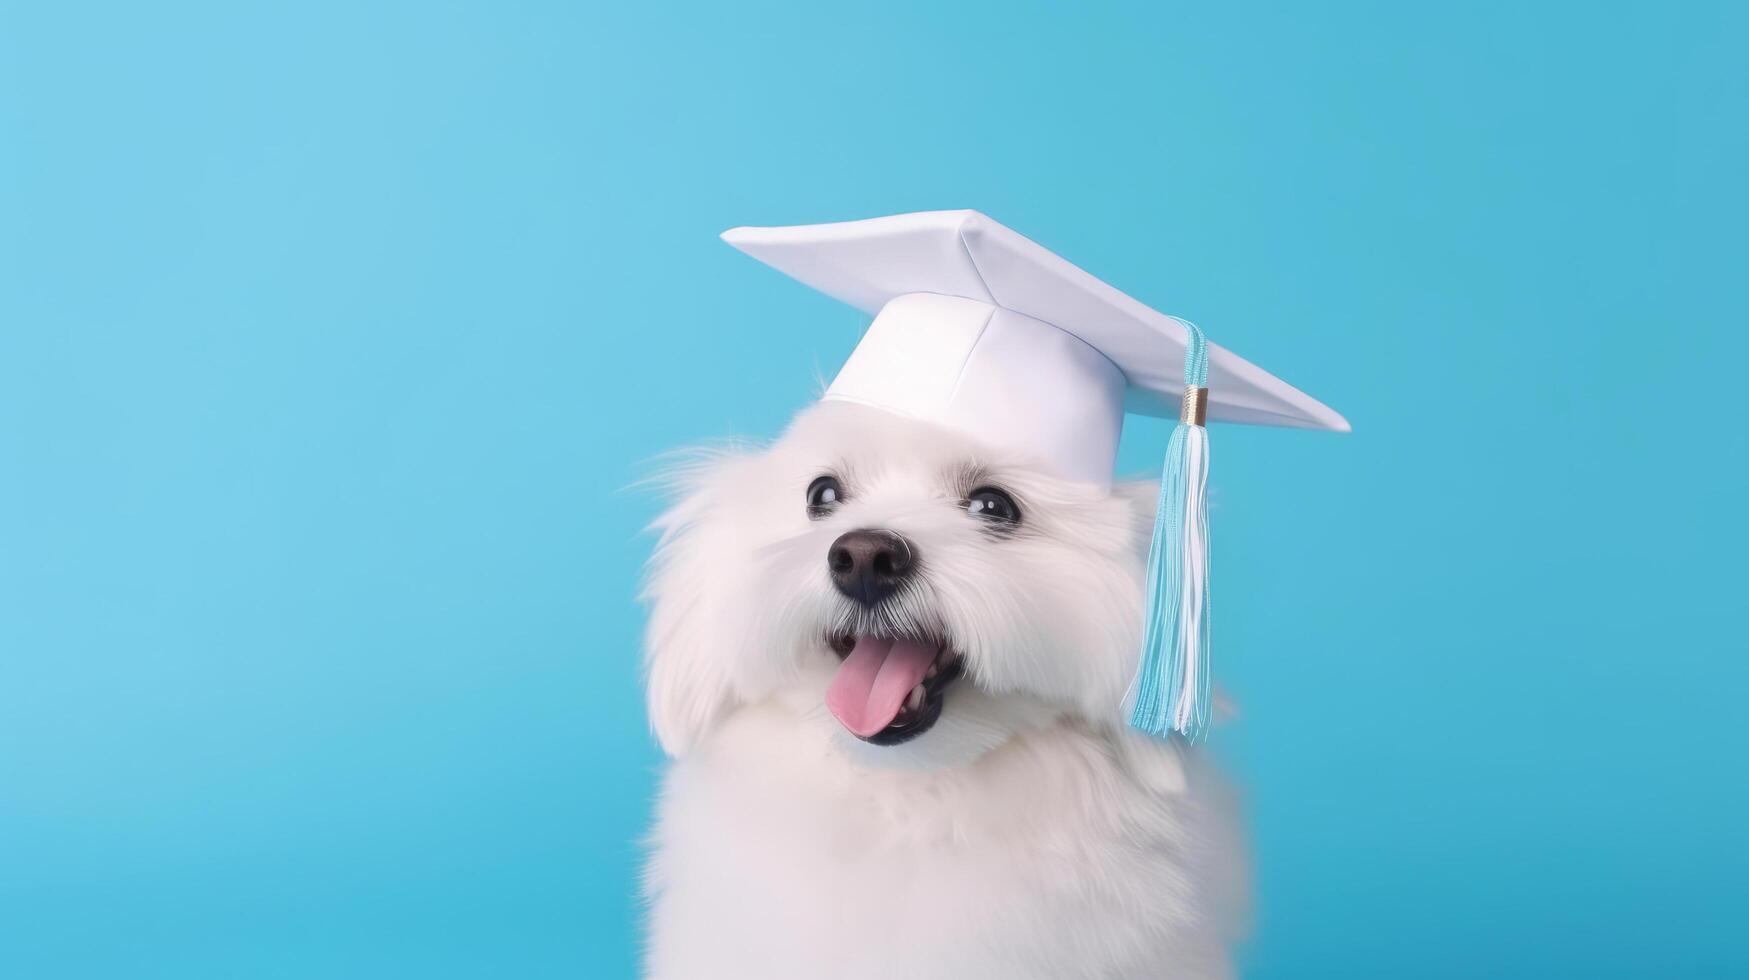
[806,475,844,519]
[965,486,1021,527]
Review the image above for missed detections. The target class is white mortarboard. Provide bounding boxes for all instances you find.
[723,210,1348,488]
[722,210,1348,741]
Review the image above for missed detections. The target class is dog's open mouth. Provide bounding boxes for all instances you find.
[825,634,964,746]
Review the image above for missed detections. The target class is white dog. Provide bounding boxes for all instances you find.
[640,399,1246,979]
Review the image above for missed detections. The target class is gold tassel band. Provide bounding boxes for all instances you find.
[1181,386,1209,427]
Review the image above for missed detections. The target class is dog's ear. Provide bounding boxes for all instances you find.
[641,450,750,757]
[1112,479,1162,556]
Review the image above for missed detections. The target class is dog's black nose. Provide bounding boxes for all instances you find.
[827,529,916,607]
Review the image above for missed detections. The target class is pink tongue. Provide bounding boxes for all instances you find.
[825,637,938,737]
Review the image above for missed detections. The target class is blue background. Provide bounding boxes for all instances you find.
[3,2,1745,976]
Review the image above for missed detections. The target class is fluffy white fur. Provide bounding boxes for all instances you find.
[641,401,1247,979]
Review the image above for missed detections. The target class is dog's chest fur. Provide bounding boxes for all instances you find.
[643,702,1243,980]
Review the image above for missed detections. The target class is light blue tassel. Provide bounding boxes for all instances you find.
[1127,320,1213,742]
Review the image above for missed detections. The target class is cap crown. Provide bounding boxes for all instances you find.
[825,292,1125,484]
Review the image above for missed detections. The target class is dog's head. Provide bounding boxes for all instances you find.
[643,400,1152,769]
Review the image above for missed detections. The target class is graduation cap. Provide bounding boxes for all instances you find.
[723,210,1348,742]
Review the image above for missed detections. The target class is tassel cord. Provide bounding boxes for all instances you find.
[1126,320,1214,742]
